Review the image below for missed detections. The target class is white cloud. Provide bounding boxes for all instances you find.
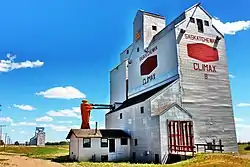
[0,117,13,122]
[69,125,80,129]
[212,18,250,35]
[236,123,250,142]
[24,117,27,120]
[37,124,69,132]
[49,124,69,132]
[36,86,86,99]
[36,116,53,122]
[20,131,26,134]
[47,110,79,118]
[0,53,44,72]
[11,122,36,126]
[13,104,36,111]
[72,107,81,113]
[47,107,81,118]
[58,121,73,124]
[11,129,15,132]
[235,117,244,123]
[229,74,235,79]
[237,103,250,107]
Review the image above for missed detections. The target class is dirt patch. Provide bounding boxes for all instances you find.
[0,154,65,167]
[239,154,250,159]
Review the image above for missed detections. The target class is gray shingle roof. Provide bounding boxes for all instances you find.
[66,129,130,139]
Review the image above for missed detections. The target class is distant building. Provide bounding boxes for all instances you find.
[30,127,45,146]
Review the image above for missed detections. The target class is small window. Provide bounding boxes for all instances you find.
[196,19,204,33]
[134,139,137,146]
[126,49,129,54]
[83,138,91,148]
[101,138,108,147]
[121,138,128,145]
[140,107,144,114]
[204,20,209,26]
[137,47,140,52]
[120,113,122,119]
[190,17,195,23]
[152,25,157,31]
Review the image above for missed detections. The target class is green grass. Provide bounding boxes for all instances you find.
[1,145,250,167]
[238,144,250,155]
[62,154,250,167]
[0,145,68,159]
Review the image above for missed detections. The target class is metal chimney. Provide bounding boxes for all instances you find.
[95,122,97,134]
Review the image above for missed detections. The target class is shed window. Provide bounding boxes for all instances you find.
[204,20,209,26]
[121,138,128,145]
[137,47,140,52]
[196,19,204,33]
[126,49,129,54]
[83,138,91,148]
[134,139,138,146]
[120,113,122,119]
[190,17,195,23]
[101,138,108,147]
[152,25,157,31]
[140,107,144,114]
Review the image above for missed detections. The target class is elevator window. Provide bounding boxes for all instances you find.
[196,19,204,33]
[152,25,157,31]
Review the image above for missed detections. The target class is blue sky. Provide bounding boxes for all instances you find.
[0,0,250,143]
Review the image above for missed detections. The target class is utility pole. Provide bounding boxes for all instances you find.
[0,105,6,142]
[4,133,7,152]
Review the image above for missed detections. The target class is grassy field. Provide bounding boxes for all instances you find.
[0,145,68,159]
[238,144,250,155]
[63,154,250,167]
[0,144,250,167]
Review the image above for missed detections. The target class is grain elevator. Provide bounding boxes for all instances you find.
[106,3,238,163]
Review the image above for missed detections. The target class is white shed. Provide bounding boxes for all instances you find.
[66,129,131,162]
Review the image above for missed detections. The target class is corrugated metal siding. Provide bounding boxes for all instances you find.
[106,100,161,162]
[175,7,238,153]
[110,60,128,104]
[150,80,181,116]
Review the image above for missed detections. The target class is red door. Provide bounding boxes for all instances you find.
[168,120,194,153]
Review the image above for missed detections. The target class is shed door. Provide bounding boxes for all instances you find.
[109,139,115,153]
[168,120,194,153]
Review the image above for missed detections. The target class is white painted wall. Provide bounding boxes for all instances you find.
[120,44,133,62]
[175,6,238,152]
[128,29,179,98]
[110,60,128,105]
[78,138,108,161]
[143,13,166,49]
[69,134,79,160]
[106,99,161,163]
[109,138,130,161]
[69,137,130,162]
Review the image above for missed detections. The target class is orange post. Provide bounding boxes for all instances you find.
[80,100,93,129]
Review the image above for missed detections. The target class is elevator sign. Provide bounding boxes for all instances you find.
[187,42,219,80]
